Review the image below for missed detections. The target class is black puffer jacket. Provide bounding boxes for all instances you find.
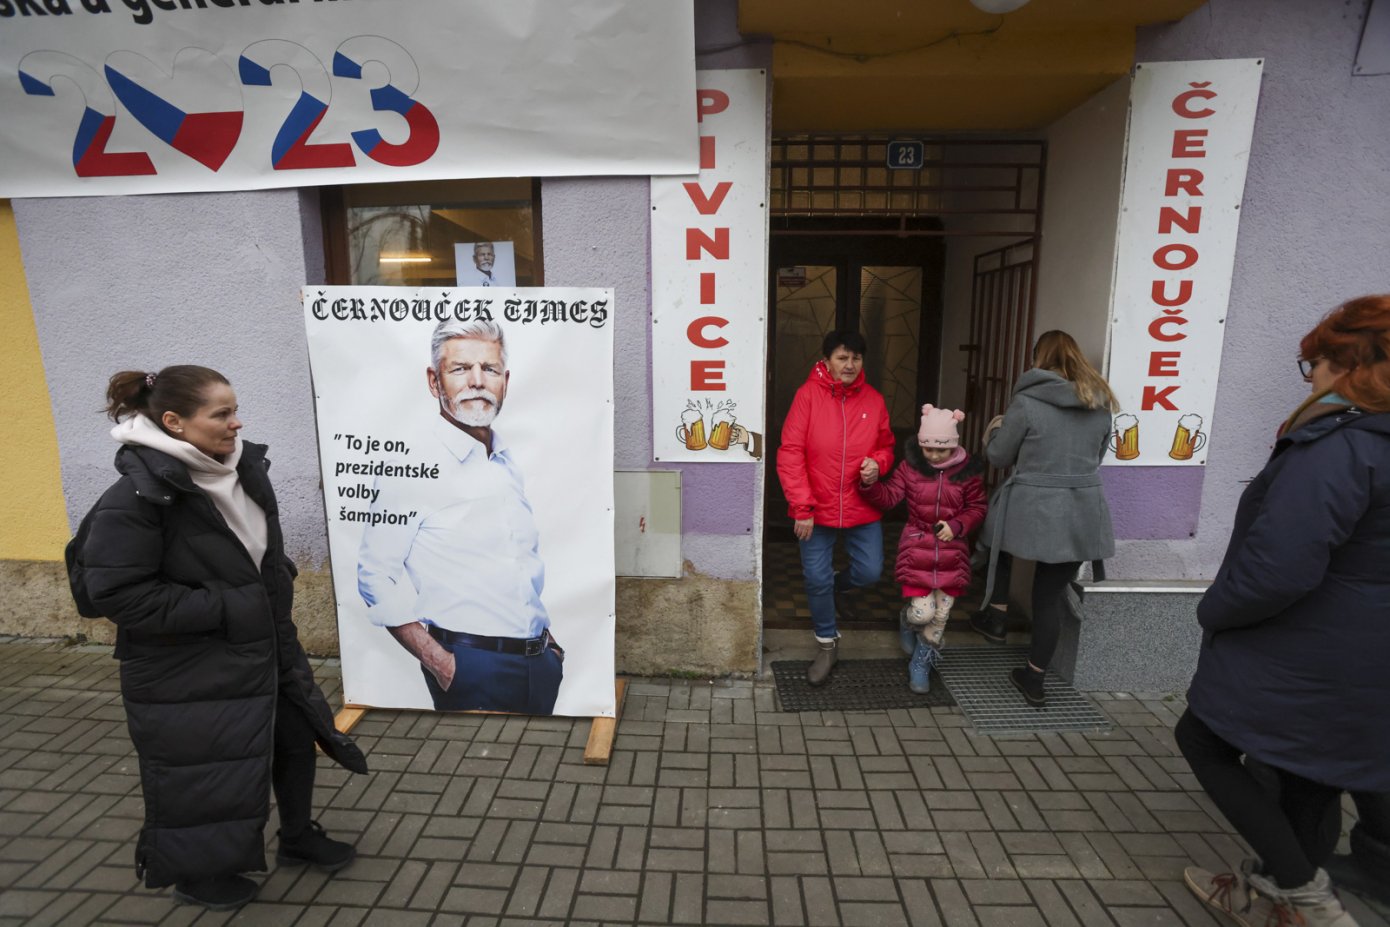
[1188,408,1390,791]
[80,441,366,888]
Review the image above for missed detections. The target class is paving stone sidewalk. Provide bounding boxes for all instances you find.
[0,638,1386,927]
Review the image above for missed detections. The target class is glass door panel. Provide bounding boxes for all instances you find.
[859,266,922,434]
[772,265,838,432]
[767,265,838,528]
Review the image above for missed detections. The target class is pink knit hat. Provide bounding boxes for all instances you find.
[918,404,965,448]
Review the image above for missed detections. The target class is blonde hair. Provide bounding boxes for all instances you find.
[1032,330,1118,412]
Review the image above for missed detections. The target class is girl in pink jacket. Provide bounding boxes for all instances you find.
[861,406,988,693]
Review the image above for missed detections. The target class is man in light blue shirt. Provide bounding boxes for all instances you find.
[357,318,563,714]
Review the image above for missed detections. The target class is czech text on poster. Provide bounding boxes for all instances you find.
[0,0,696,198]
[302,286,616,717]
[1105,59,1263,467]
[651,68,769,463]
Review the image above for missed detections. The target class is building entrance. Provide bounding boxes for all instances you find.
[762,136,1045,633]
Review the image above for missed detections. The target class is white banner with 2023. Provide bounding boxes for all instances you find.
[0,0,697,197]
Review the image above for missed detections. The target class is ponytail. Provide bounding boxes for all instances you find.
[104,365,229,425]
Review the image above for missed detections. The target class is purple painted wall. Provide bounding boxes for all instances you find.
[1106,0,1390,579]
[21,1,770,585]
[1102,467,1202,540]
[17,190,331,562]
[663,0,770,574]
[20,2,1384,589]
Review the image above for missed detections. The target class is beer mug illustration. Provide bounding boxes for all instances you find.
[709,407,736,451]
[1169,413,1207,461]
[676,407,707,451]
[1108,413,1140,460]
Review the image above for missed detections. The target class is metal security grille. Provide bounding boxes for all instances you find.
[936,646,1112,735]
[964,240,1037,489]
[770,136,1044,233]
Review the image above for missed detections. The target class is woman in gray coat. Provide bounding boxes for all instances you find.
[970,331,1116,706]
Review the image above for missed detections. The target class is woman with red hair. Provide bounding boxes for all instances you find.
[1180,295,1390,926]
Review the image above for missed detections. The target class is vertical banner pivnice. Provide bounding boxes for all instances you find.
[1105,59,1263,467]
[303,287,615,717]
[651,68,769,463]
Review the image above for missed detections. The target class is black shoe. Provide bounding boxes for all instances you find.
[1009,666,1046,707]
[968,608,1008,644]
[173,875,258,911]
[277,820,357,873]
[1323,853,1390,905]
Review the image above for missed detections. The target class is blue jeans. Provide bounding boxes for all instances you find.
[798,521,883,639]
[422,637,564,714]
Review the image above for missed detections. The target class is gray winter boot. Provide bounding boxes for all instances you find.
[1182,859,1272,927]
[1246,867,1361,927]
[806,637,838,687]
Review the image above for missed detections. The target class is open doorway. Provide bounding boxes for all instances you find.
[762,136,1045,634]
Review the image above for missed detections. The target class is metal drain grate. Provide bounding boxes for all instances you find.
[936,646,1112,735]
[770,658,956,712]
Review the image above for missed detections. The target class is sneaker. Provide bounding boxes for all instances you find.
[173,874,258,911]
[276,820,357,873]
[968,607,1008,644]
[908,639,939,695]
[1246,866,1361,927]
[1009,666,1046,707]
[898,606,916,656]
[1323,852,1390,906]
[806,638,838,687]
[1182,864,1267,927]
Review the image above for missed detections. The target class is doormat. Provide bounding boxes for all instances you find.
[935,645,1112,735]
[770,658,956,712]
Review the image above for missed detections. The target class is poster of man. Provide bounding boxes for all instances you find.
[454,241,517,288]
[302,286,616,717]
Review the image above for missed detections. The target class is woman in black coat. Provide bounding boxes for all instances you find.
[1179,296,1390,927]
[71,366,367,912]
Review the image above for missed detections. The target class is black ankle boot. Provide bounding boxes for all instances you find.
[173,874,258,911]
[968,607,1008,644]
[276,820,356,873]
[1009,666,1046,707]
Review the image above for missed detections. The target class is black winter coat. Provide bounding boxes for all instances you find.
[1187,408,1390,792]
[79,441,366,888]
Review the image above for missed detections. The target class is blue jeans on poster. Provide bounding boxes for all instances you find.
[798,521,883,640]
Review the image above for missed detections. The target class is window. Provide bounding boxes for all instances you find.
[323,178,542,287]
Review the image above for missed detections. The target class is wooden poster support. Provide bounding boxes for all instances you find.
[331,677,628,766]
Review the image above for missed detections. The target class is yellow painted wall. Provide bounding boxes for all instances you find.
[0,200,70,561]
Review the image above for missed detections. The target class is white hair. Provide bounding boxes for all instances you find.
[430,318,507,370]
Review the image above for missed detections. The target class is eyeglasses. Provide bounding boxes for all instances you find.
[1297,357,1322,379]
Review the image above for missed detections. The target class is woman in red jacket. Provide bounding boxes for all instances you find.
[776,330,895,686]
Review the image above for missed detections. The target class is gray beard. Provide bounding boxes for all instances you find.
[445,393,500,427]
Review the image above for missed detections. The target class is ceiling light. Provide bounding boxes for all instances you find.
[378,254,433,264]
[970,0,1033,13]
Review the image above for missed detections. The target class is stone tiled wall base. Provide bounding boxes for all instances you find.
[0,559,343,654]
[1055,583,1207,692]
[284,567,341,654]
[6,558,762,675]
[0,560,114,645]
[616,567,759,677]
